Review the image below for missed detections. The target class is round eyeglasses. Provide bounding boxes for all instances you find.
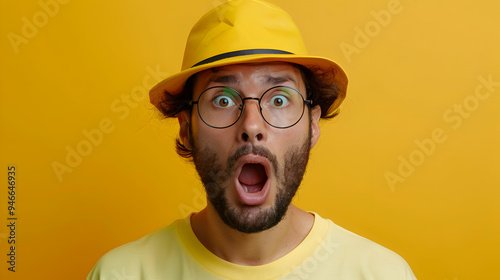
[190,86,312,129]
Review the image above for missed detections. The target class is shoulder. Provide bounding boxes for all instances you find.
[87,220,184,280]
[328,220,401,258]
[318,216,417,279]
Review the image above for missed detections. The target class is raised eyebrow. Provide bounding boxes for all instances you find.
[264,74,297,86]
[206,75,239,87]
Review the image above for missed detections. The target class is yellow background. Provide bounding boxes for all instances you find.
[1,0,499,279]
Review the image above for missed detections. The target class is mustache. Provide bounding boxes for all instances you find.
[226,144,279,174]
[200,144,279,200]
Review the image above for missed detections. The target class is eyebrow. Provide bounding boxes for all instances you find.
[264,74,297,86]
[206,75,239,87]
[205,73,297,88]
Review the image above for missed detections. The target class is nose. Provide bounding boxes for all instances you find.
[237,98,266,143]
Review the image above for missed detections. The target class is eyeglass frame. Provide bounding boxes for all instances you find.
[189,85,313,129]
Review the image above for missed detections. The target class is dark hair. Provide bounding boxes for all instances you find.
[158,74,197,119]
[158,64,342,159]
[297,65,341,119]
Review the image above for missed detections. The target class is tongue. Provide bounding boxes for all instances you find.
[239,164,267,188]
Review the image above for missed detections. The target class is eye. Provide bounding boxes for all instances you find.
[213,95,236,108]
[269,95,289,108]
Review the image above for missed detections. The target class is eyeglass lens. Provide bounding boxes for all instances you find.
[196,86,306,128]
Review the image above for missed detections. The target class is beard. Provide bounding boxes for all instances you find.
[191,130,311,234]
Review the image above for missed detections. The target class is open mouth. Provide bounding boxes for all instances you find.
[234,156,272,206]
[239,163,268,193]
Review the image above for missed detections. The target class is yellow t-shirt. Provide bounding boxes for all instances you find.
[87,212,417,279]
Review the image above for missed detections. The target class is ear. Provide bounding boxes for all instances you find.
[309,105,321,149]
[178,110,192,149]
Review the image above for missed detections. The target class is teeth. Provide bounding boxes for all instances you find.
[243,186,249,193]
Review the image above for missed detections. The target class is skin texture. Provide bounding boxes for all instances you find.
[192,141,311,234]
[178,62,322,265]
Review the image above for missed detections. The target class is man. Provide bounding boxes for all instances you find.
[88,0,417,279]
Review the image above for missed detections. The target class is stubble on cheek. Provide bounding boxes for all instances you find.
[191,145,227,200]
[282,139,310,195]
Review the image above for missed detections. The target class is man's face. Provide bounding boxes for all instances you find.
[179,62,321,233]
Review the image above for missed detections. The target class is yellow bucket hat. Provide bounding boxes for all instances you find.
[149,0,348,115]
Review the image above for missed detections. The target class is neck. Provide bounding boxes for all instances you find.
[191,204,314,266]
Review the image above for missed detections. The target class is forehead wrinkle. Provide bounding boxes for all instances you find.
[197,64,303,96]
